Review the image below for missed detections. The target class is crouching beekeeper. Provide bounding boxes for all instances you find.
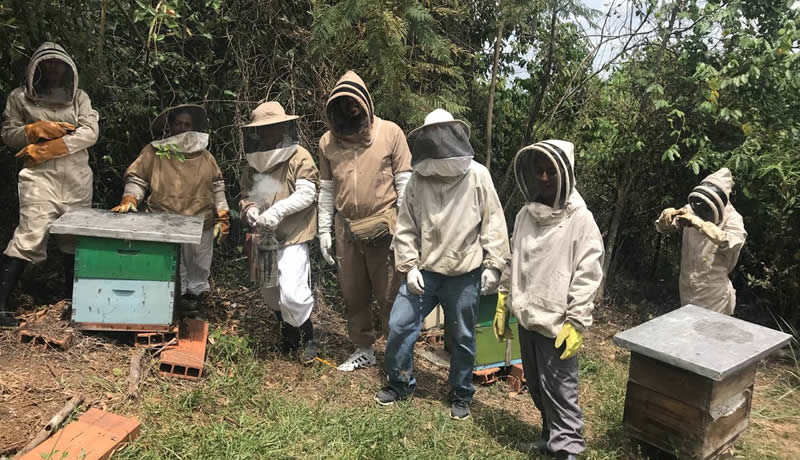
[239,102,319,364]
[375,109,509,421]
[494,141,604,460]
[111,105,230,308]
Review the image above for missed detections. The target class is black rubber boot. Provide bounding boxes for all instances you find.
[274,311,300,353]
[282,323,302,353]
[0,255,27,328]
[63,253,75,300]
[299,318,317,365]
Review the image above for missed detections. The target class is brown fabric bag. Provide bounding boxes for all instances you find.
[346,207,397,244]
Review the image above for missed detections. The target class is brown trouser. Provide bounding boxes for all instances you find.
[335,214,403,347]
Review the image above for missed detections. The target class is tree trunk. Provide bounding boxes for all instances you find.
[597,167,630,298]
[596,4,681,298]
[522,5,558,146]
[485,18,505,170]
[650,232,663,280]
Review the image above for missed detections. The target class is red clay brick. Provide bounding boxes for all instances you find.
[159,319,208,380]
[18,408,139,460]
[473,367,502,385]
[507,363,526,392]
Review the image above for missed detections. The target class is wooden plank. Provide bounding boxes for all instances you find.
[19,408,139,460]
[623,381,706,458]
[74,322,172,332]
[623,381,752,460]
[702,387,752,458]
[629,353,755,409]
[629,352,713,409]
[709,363,757,408]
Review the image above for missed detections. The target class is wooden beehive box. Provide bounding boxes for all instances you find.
[50,208,204,332]
[614,305,791,459]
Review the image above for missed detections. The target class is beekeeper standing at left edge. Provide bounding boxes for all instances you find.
[1,42,99,328]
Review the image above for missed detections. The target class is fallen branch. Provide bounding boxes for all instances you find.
[150,337,177,357]
[128,338,177,399]
[15,395,84,458]
[126,348,146,400]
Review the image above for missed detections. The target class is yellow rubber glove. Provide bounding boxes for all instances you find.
[214,209,230,245]
[493,292,512,342]
[111,195,139,213]
[554,323,583,360]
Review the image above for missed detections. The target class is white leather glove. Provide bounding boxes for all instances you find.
[245,207,260,227]
[319,232,335,265]
[256,208,281,230]
[407,268,425,295]
[480,268,501,295]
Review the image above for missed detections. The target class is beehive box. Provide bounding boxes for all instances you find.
[50,208,204,332]
[614,305,791,459]
[475,293,522,370]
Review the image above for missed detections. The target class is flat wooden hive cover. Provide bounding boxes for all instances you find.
[613,305,791,381]
[50,208,204,245]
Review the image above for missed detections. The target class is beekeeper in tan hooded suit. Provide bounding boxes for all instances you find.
[656,167,747,314]
[239,101,319,364]
[1,42,99,328]
[317,71,412,372]
[494,140,604,460]
[111,104,229,309]
[375,109,509,421]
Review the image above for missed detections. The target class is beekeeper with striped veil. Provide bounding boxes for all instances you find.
[656,167,747,314]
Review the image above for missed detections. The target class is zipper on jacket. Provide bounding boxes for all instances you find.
[352,147,358,216]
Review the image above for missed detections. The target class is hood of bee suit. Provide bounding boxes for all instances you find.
[324,71,376,144]
[25,42,79,105]
[513,140,576,209]
[688,167,734,225]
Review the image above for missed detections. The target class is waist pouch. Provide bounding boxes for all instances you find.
[346,207,397,244]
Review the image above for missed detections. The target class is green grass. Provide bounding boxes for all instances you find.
[110,328,799,459]
[116,332,532,459]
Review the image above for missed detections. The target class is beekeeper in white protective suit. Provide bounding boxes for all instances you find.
[494,140,604,460]
[1,42,99,328]
[655,167,747,314]
[375,109,509,421]
[239,101,319,364]
[112,105,230,313]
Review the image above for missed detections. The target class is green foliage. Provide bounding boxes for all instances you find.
[308,0,471,126]
[153,143,186,162]
[0,0,798,328]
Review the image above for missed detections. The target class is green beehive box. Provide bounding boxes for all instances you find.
[475,293,522,370]
[75,237,178,282]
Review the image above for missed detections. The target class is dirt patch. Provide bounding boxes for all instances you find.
[2,258,798,458]
[0,321,131,454]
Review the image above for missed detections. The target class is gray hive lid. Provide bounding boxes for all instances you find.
[613,305,791,381]
[49,208,205,245]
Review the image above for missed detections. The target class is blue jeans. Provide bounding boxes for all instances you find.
[384,268,481,402]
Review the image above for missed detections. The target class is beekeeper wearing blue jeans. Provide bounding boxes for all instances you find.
[375,109,509,421]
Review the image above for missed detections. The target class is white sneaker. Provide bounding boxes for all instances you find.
[337,348,376,372]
